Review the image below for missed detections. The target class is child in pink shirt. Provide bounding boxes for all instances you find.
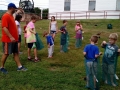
[26,16,40,62]
[75,21,83,48]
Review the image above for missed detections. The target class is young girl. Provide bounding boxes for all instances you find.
[75,21,83,48]
[49,16,58,40]
[15,14,22,53]
[26,16,40,62]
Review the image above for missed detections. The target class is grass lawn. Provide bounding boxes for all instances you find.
[0,19,120,90]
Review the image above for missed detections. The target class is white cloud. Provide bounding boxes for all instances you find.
[0,0,49,10]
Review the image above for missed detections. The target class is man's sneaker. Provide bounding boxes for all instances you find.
[17,66,28,71]
[0,68,8,74]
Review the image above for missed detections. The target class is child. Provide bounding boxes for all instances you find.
[15,14,22,54]
[49,16,58,40]
[59,20,69,52]
[101,33,120,86]
[83,35,101,90]
[23,21,29,47]
[75,21,83,48]
[43,31,54,58]
[26,16,40,62]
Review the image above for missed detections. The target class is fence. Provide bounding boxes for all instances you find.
[48,10,120,19]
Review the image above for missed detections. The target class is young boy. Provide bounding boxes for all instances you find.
[83,35,101,90]
[59,20,69,52]
[101,33,120,86]
[43,31,54,58]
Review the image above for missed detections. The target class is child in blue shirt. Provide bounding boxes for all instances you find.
[101,33,120,86]
[43,31,54,58]
[83,35,101,90]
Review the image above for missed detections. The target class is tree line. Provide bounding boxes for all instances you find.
[0,8,48,20]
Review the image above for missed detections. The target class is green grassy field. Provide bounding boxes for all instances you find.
[0,19,120,90]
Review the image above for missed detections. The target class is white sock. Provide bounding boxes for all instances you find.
[35,57,38,60]
[18,66,22,68]
[28,56,31,59]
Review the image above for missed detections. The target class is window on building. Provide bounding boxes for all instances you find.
[64,0,71,11]
[89,0,96,11]
[116,0,120,10]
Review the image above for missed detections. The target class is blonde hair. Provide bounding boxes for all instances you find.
[43,31,49,37]
[109,33,118,40]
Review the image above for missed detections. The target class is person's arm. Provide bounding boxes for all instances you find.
[21,10,25,22]
[56,21,58,33]
[95,47,102,58]
[49,22,51,33]
[75,26,78,32]
[80,25,83,31]
[29,28,36,34]
[95,52,102,58]
[83,46,87,58]
[2,27,15,42]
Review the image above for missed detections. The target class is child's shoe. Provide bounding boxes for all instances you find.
[112,83,116,87]
[0,68,8,74]
[17,66,27,71]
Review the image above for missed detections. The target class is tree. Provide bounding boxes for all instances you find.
[34,7,41,16]
[0,10,6,20]
[42,8,48,19]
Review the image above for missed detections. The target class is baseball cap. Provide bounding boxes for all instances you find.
[8,3,17,9]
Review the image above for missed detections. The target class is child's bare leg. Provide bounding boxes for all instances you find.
[52,33,55,39]
[1,54,9,68]
[34,48,38,59]
[28,48,31,58]
[18,42,21,52]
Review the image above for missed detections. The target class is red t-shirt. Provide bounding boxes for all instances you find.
[1,13,18,42]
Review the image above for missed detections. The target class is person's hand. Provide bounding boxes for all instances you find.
[118,49,120,52]
[10,37,16,42]
[48,45,50,48]
[103,41,106,45]
[99,52,102,55]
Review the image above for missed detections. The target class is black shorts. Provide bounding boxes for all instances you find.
[28,43,33,49]
[2,42,18,54]
[18,35,21,42]
[50,30,56,34]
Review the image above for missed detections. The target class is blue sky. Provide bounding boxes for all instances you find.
[0,0,49,10]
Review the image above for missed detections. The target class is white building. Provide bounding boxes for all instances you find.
[49,0,120,19]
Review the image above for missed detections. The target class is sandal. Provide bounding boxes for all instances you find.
[33,58,41,62]
[28,58,34,61]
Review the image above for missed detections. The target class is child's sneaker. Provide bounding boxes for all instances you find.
[17,66,27,71]
[0,68,8,74]
[112,83,117,87]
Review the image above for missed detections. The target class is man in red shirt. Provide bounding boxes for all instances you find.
[0,3,27,74]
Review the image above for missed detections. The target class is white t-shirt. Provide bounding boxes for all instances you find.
[15,21,22,35]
